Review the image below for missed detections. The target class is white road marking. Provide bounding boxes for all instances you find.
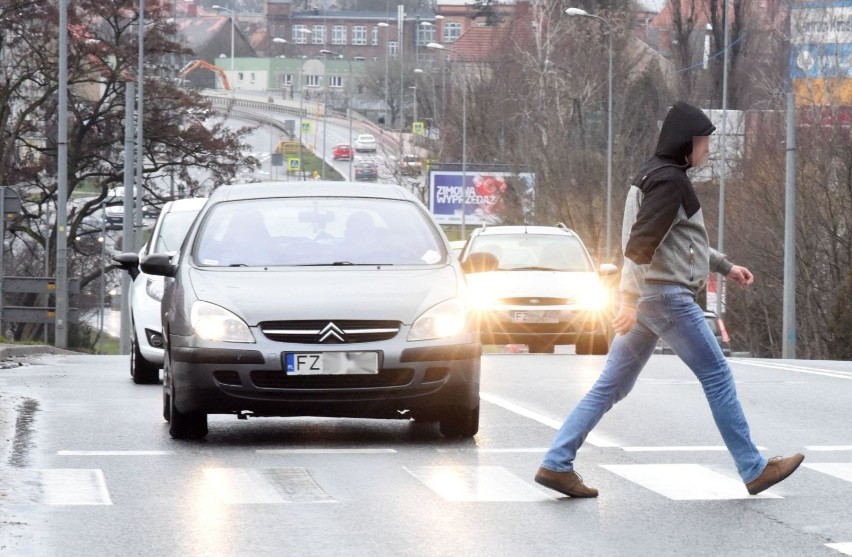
[58,450,175,456]
[203,467,334,504]
[731,359,852,380]
[601,464,782,500]
[436,448,548,454]
[41,469,113,505]
[622,445,767,452]
[256,448,397,454]
[480,392,619,448]
[803,463,852,483]
[826,542,852,555]
[805,446,852,451]
[405,465,553,502]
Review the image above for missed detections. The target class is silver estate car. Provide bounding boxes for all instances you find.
[141,182,481,440]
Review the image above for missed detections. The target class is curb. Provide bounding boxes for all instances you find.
[0,344,78,360]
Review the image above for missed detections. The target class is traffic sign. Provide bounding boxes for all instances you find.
[288,158,301,172]
[412,121,425,135]
[301,121,311,133]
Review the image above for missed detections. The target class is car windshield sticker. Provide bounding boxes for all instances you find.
[421,250,441,264]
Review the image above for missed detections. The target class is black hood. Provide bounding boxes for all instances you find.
[653,101,716,163]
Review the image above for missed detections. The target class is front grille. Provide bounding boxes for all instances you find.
[250,368,414,389]
[260,320,401,344]
[497,297,571,306]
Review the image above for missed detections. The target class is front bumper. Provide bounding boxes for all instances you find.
[168,336,481,420]
[476,307,609,345]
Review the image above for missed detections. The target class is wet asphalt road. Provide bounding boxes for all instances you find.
[2,352,852,557]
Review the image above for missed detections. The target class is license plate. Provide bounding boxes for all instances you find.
[510,310,559,323]
[283,352,379,375]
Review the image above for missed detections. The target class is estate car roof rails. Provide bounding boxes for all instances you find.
[556,222,578,236]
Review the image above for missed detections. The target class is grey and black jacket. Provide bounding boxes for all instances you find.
[619,101,733,308]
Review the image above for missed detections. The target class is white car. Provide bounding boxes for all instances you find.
[460,225,618,354]
[113,197,208,383]
[354,133,377,152]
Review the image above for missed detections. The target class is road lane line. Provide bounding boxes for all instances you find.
[436,448,548,453]
[805,446,852,451]
[58,450,175,456]
[622,445,768,452]
[256,448,397,454]
[803,463,852,483]
[405,465,553,501]
[480,392,620,448]
[731,359,852,380]
[826,542,852,555]
[601,464,782,500]
[41,469,113,505]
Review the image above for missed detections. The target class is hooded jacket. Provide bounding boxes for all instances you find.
[619,101,733,308]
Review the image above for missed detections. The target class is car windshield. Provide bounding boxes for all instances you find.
[193,197,446,267]
[153,209,201,253]
[467,234,593,272]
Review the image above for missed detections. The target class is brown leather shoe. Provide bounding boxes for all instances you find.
[746,453,805,495]
[534,467,599,498]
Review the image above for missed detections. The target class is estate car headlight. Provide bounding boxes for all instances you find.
[190,301,255,343]
[408,298,468,341]
[580,283,610,311]
[145,277,165,302]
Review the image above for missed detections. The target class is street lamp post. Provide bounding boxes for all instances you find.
[566,7,613,263]
[213,5,236,71]
[378,22,390,126]
[322,49,354,181]
[427,42,468,239]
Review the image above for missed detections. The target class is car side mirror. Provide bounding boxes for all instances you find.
[112,252,141,281]
[599,263,619,276]
[141,253,176,278]
[461,252,499,274]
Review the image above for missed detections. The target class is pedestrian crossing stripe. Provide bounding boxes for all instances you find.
[0,469,112,505]
[803,463,852,483]
[826,542,852,555]
[601,464,782,500]
[202,468,334,504]
[404,465,553,502]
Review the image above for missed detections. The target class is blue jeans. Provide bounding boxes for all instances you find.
[541,284,767,483]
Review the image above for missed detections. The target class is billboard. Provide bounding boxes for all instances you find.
[790,3,852,106]
[428,170,535,226]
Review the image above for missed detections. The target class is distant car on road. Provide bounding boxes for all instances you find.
[354,134,377,152]
[354,161,379,182]
[398,154,422,176]
[113,197,208,384]
[459,224,617,354]
[332,143,353,160]
[141,181,480,440]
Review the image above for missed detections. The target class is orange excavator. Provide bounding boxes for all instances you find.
[179,60,231,90]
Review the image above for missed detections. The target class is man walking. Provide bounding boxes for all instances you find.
[535,101,804,498]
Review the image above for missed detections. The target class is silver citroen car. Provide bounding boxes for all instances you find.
[141,182,481,440]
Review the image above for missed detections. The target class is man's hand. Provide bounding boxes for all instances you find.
[727,265,754,289]
[613,305,638,335]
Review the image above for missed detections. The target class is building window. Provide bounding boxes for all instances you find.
[329,75,343,88]
[312,25,326,44]
[417,25,435,46]
[388,41,398,58]
[443,22,461,43]
[282,74,293,86]
[237,72,244,82]
[371,26,379,46]
[306,74,322,87]
[332,25,347,45]
[293,25,308,44]
[352,26,367,45]
[250,72,255,84]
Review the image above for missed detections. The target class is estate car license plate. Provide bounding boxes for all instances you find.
[510,310,559,323]
[284,352,379,375]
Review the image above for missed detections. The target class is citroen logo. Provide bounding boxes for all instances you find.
[318,322,345,343]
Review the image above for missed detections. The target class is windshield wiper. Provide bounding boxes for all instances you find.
[510,266,561,271]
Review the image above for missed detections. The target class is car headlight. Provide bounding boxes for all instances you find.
[145,277,165,302]
[190,301,255,343]
[579,283,610,311]
[466,286,499,310]
[408,298,468,341]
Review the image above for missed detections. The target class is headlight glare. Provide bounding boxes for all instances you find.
[408,299,468,341]
[190,301,255,343]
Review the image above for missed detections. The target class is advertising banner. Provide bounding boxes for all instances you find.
[790,3,852,106]
[428,170,535,225]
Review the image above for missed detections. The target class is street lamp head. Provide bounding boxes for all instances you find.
[565,7,588,16]
[377,22,389,27]
[434,15,445,20]
[426,42,445,50]
[414,68,424,74]
[273,38,287,44]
